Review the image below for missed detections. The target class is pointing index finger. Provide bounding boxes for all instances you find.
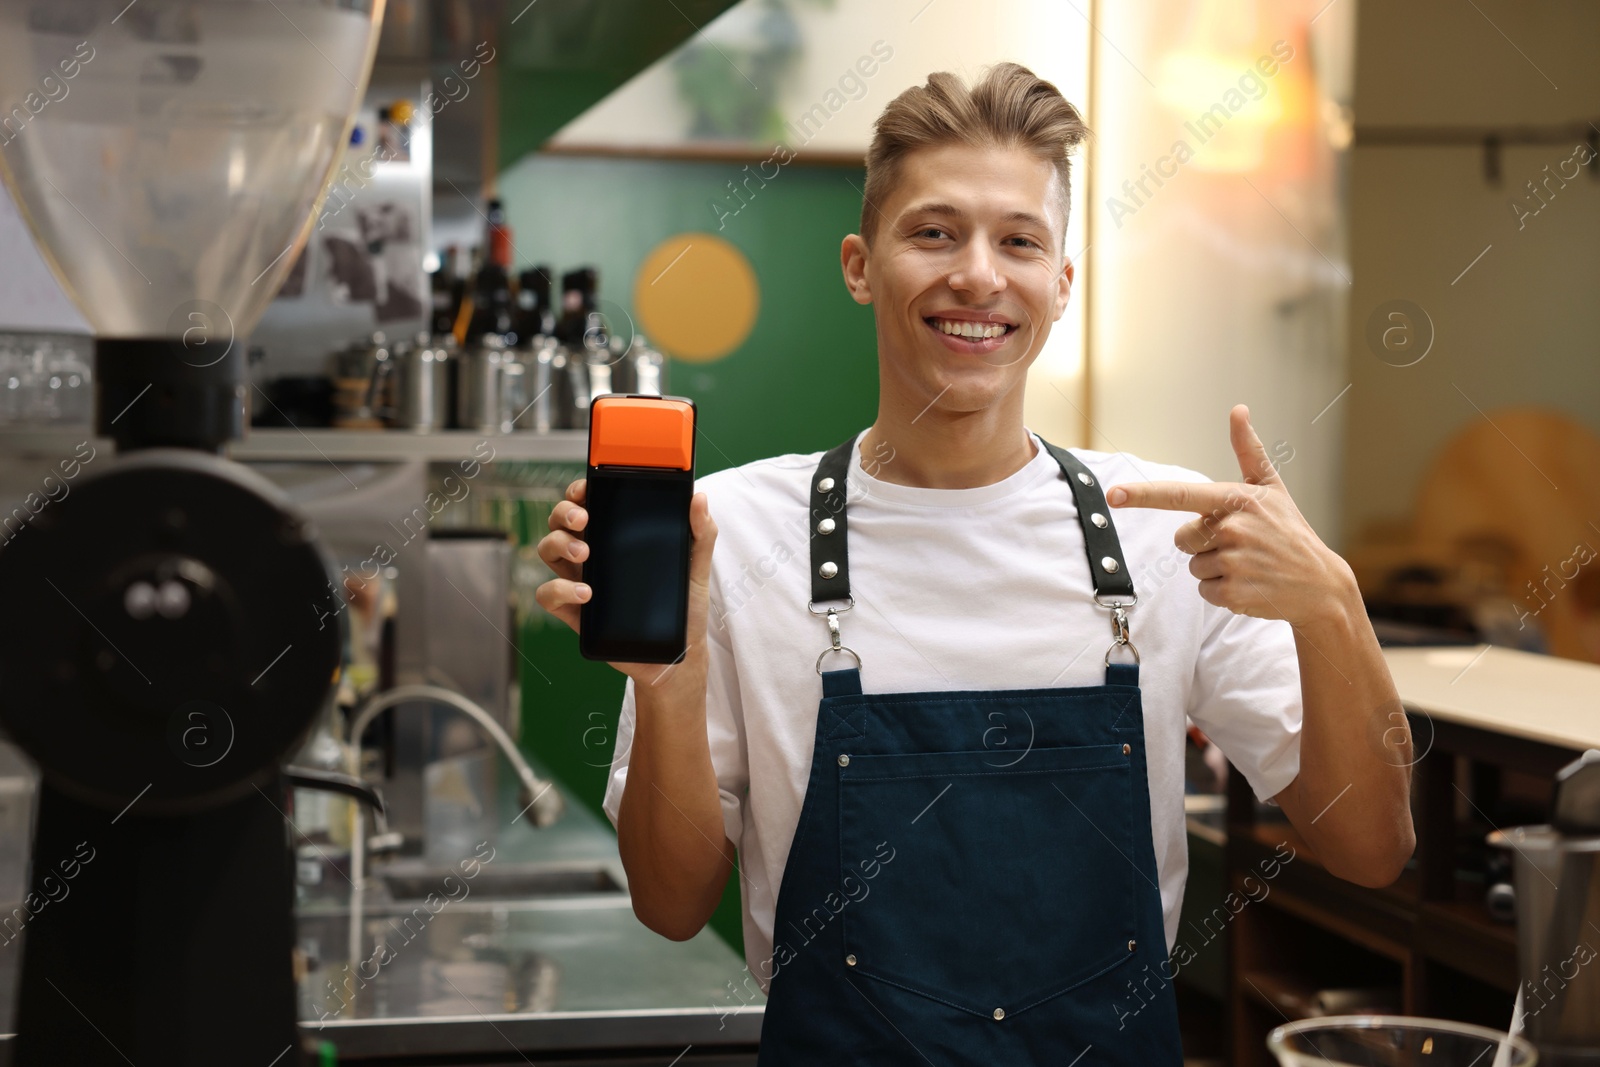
[1106,480,1238,513]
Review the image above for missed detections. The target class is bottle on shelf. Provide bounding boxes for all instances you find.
[553,267,597,349]
[466,200,515,343]
[512,265,554,348]
[429,243,462,338]
[450,243,484,347]
[486,197,514,271]
[550,268,601,429]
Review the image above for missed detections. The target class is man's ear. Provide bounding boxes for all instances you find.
[841,233,872,305]
[1052,256,1074,322]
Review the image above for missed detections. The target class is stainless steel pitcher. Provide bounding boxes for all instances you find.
[1490,750,1600,1066]
[394,334,450,432]
[455,335,512,433]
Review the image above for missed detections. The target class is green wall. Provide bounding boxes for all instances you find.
[495,0,740,166]
[502,153,879,954]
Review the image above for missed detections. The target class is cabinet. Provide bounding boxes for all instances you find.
[1222,645,1600,1066]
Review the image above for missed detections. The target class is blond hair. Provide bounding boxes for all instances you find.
[860,62,1089,250]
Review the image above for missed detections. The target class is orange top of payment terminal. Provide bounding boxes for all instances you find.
[588,396,695,470]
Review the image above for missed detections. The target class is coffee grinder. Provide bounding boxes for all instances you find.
[0,1,384,1062]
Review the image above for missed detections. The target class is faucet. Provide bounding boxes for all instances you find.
[346,684,565,892]
[283,766,403,853]
[333,685,565,1008]
[348,683,565,829]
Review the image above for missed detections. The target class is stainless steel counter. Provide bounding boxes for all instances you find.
[0,742,759,1062]
[297,751,763,1060]
[301,902,763,1058]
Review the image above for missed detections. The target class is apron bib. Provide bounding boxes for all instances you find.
[755,434,1183,1066]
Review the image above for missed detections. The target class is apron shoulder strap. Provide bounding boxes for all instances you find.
[808,436,858,607]
[807,434,1137,604]
[1035,437,1136,602]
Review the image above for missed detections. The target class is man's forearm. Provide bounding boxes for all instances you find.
[1103,407,1415,884]
[616,649,736,940]
[1279,565,1416,886]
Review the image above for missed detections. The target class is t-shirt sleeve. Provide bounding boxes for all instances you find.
[1186,598,1304,805]
[599,589,750,851]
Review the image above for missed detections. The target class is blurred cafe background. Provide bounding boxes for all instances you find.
[0,0,1597,1063]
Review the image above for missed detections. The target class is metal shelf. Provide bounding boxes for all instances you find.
[0,428,589,464]
[0,430,108,460]
[230,428,588,463]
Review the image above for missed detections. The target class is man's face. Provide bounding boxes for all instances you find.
[842,142,1073,420]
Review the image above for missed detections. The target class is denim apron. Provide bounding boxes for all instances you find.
[754,435,1183,1066]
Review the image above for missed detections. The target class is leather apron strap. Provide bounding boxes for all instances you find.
[808,433,1134,605]
[806,432,1140,678]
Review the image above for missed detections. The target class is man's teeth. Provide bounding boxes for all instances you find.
[933,318,1009,339]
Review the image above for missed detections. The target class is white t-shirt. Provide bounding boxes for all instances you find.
[602,429,1303,994]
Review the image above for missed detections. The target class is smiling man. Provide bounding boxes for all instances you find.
[537,62,1414,1066]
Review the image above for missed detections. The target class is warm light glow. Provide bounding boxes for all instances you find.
[1157,52,1285,127]
[1154,50,1286,173]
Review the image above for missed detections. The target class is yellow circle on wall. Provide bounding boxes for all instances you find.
[633,233,759,363]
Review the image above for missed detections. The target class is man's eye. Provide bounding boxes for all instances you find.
[1007,236,1041,249]
[914,227,948,240]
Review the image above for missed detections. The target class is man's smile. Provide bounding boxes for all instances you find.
[922,313,1020,354]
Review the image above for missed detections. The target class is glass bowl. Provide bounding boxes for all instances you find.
[1267,1015,1536,1067]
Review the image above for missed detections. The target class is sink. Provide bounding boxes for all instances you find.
[288,771,763,1058]
[378,861,625,902]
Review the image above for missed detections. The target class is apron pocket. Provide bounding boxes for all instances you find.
[838,743,1138,1018]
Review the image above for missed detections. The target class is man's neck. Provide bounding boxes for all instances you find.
[859,407,1038,490]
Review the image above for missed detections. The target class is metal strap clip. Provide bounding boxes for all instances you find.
[815,607,862,674]
[1104,602,1141,666]
[807,595,855,616]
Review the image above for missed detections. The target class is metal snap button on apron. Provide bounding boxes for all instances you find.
[758,433,1183,1067]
